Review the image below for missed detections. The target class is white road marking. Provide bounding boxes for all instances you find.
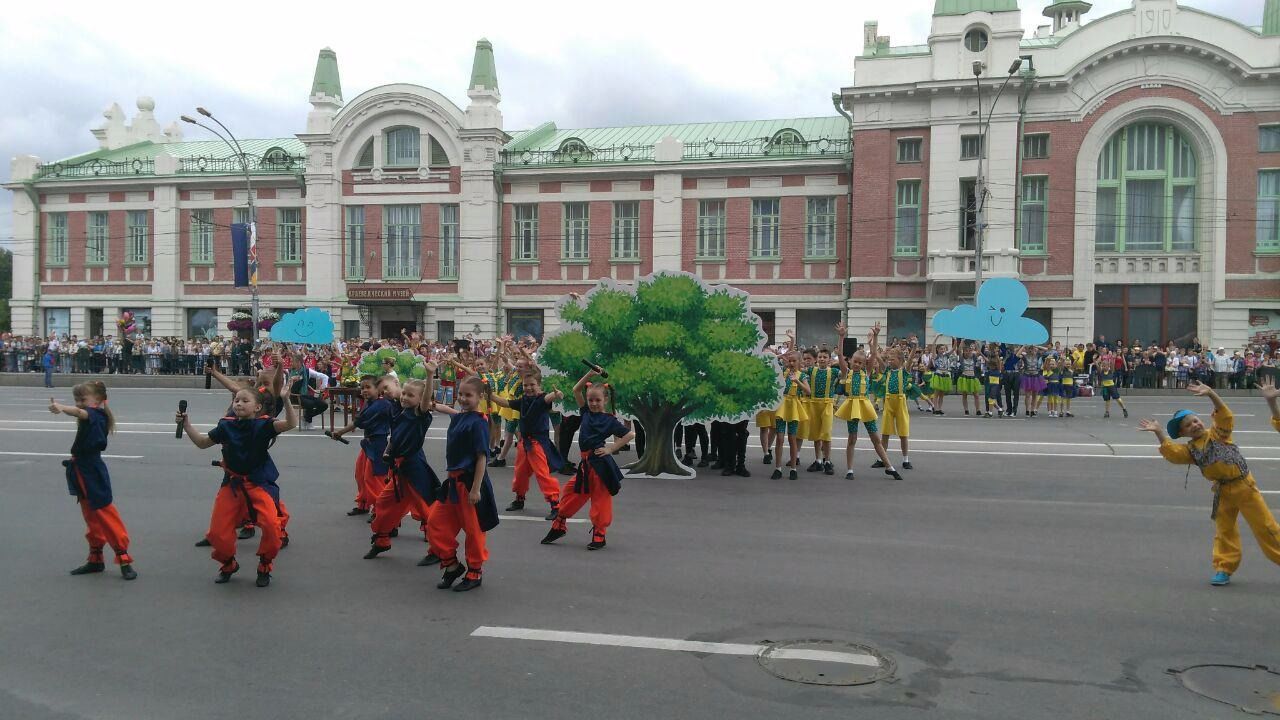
[471,626,881,667]
[498,514,587,524]
[0,451,142,459]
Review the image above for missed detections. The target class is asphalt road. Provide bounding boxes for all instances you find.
[1,386,1278,720]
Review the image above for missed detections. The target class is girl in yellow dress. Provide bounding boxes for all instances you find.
[771,330,810,481]
[834,322,901,480]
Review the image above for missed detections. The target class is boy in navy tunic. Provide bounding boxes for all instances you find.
[51,381,137,580]
[364,376,442,566]
[430,376,500,591]
[491,371,565,520]
[179,386,297,587]
[541,368,635,550]
[331,376,395,517]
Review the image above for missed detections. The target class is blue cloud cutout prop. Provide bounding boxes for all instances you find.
[269,307,335,345]
[931,278,1048,344]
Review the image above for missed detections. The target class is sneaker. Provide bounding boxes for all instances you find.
[587,538,607,551]
[417,553,441,567]
[1122,408,1129,418]
[347,507,368,517]
[436,564,466,589]
[1210,571,1231,586]
[762,452,773,465]
[1064,412,1074,418]
[806,460,822,472]
[505,498,525,512]
[871,460,886,469]
[964,410,970,416]
[453,576,483,592]
[194,537,212,547]
[70,562,105,576]
[490,458,507,468]
[255,571,271,588]
[120,564,137,581]
[363,544,390,560]
[844,470,854,480]
[770,468,782,480]
[984,412,992,418]
[540,528,567,545]
[902,461,914,470]
[885,468,904,480]
[788,468,798,481]
[823,461,834,476]
[214,560,239,584]
[733,465,751,478]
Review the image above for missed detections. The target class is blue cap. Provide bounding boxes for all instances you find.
[1167,409,1195,439]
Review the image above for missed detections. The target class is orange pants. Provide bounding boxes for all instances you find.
[514,441,560,504]
[79,500,132,565]
[242,499,290,541]
[207,483,281,572]
[427,479,487,580]
[371,480,433,550]
[553,462,612,541]
[354,453,388,510]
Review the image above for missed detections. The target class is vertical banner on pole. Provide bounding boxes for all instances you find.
[249,221,259,287]
[231,223,249,288]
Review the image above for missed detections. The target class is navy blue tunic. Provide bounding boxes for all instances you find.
[208,417,282,501]
[64,407,113,509]
[355,398,394,475]
[574,406,628,496]
[517,394,564,472]
[444,411,499,532]
[385,407,440,503]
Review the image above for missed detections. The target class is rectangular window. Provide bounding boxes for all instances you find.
[960,135,983,160]
[897,138,922,163]
[507,309,545,342]
[187,308,219,339]
[1023,133,1049,159]
[385,128,420,167]
[887,308,925,345]
[86,211,108,265]
[1020,176,1047,253]
[343,320,360,340]
[1258,170,1280,252]
[895,181,921,255]
[1095,187,1118,252]
[277,208,303,263]
[125,210,148,264]
[696,200,726,259]
[1094,284,1198,346]
[611,201,639,260]
[384,205,421,280]
[345,206,365,279]
[562,202,589,260]
[1261,125,1280,153]
[1125,179,1165,251]
[959,179,978,251]
[750,198,780,258]
[46,213,68,266]
[190,209,213,264]
[805,197,837,259]
[440,204,459,279]
[513,204,538,261]
[233,207,251,227]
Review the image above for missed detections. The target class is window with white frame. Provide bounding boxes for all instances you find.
[897,138,922,163]
[1256,170,1280,253]
[384,205,421,279]
[1094,122,1197,253]
[191,209,213,264]
[960,179,978,251]
[46,212,67,266]
[1023,133,1049,159]
[385,127,420,167]
[1261,125,1280,153]
[961,135,984,160]
[563,202,589,260]
[125,210,148,264]
[345,206,365,279]
[895,181,921,255]
[233,207,250,227]
[696,200,726,259]
[611,201,639,259]
[440,204,459,279]
[277,208,303,263]
[1020,176,1047,253]
[514,204,538,261]
[805,197,837,258]
[751,198,781,258]
[86,211,108,265]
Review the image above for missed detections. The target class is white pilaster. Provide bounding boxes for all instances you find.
[151,184,181,335]
[651,171,683,272]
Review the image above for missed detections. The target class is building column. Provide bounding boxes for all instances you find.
[9,156,40,335]
[151,185,181,335]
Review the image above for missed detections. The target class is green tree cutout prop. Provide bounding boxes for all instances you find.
[540,272,781,477]
[356,347,431,380]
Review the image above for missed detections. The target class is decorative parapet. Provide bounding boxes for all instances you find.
[1093,253,1201,275]
[499,136,850,168]
[34,151,307,181]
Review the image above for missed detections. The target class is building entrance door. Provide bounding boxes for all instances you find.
[380,321,415,341]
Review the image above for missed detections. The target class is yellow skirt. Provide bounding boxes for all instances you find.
[755,410,776,428]
[835,396,878,422]
[776,395,809,423]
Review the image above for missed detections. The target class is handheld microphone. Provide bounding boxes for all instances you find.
[325,430,350,445]
[176,400,187,439]
[581,359,609,379]
[205,358,213,389]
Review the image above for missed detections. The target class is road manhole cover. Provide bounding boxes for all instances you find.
[756,639,895,686]
[1169,664,1280,715]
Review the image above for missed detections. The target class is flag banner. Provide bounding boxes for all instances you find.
[231,223,249,288]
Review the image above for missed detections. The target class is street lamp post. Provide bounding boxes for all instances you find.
[180,109,259,345]
[972,58,1024,291]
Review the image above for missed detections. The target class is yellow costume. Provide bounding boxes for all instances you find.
[804,366,839,442]
[836,369,878,423]
[775,371,809,423]
[1159,404,1280,574]
[755,409,776,428]
[879,368,917,438]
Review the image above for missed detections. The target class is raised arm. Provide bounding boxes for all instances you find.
[273,393,298,434]
[543,388,565,406]
[868,322,882,367]
[573,369,599,407]
[206,362,239,393]
[1187,380,1226,413]
[48,398,88,420]
[1260,378,1280,426]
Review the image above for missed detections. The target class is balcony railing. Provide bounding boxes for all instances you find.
[383,261,421,281]
[35,152,306,180]
[36,157,155,179]
[499,136,850,167]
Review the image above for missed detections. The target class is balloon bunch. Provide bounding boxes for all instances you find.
[356,347,430,380]
[117,311,137,335]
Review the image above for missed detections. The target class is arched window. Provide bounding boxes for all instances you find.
[384,127,420,167]
[555,138,592,162]
[964,28,989,52]
[262,147,291,168]
[355,139,374,169]
[428,136,451,167]
[1095,122,1197,253]
[768,129,805,154]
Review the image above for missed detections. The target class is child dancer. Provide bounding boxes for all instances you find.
[51,382,137,580]
[956,344,983,416]
[871,347,923,471]
[1018,347,1046,417]
[834,323,901,480]
[330,376,395,517]
[1059,361,1076,417]
[797,348,816,463]
[1098,357,1129,418]
[805,347,840,475]
[1138,381,1280,586]
[179,386,297,587]
[929,342,954,415]
[1043,357,1061,417]
[771,332,811,481]
[756,405,776,467]
[541,368,634,549]
[491,371,566,520]
[428,376,500,591]
[983,348,1003,418]
[364,375,442,566]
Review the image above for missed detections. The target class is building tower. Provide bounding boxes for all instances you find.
[1044,0,1092,32]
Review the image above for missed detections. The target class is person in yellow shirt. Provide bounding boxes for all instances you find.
[1262,378,1280,433]
[1139,381,1280,586]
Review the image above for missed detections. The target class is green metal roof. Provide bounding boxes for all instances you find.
[311,47,342,99]
[470,39,498,91]
[53,138,305,165]
[36,138,306,181]
[1265,0,1280,36]
[504,117,849,153]
[933,0,1019,15]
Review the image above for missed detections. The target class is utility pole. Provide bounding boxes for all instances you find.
[972,58,1024,292]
